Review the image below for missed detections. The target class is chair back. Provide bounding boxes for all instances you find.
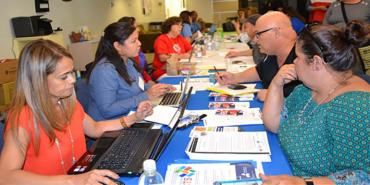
[0,121,4,152]
[75,79,90,111]
[222,22,235,32]
[358,45,370,75]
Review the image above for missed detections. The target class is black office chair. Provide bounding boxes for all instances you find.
[222,22,236,32]
[0,120,4,152]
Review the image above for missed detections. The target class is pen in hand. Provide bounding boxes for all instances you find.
[213,66,223,80]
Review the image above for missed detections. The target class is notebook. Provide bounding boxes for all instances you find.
[68,87,193,176]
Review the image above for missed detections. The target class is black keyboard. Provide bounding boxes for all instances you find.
[95,129,144,170]
[159,92,181,105]
[69,128,162,176]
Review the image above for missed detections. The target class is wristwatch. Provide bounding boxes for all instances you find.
[303,177,314,185]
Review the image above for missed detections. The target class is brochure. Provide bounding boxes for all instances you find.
[165,161,263,185]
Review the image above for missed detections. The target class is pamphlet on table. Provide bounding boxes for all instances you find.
[164,161,263,185]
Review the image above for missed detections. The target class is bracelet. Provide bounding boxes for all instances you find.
[302,177,314,185]
[119,117,130,128]
[305,180,314,185]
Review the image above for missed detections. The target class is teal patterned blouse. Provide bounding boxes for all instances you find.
[278,85,370,182]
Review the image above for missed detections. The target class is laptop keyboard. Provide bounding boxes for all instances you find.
[159,92,181,105]
[95,129,146,170]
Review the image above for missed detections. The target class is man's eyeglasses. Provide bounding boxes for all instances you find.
[255,27,275,39]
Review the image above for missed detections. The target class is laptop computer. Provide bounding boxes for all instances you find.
[157,70,191,106]
[68,87,193,176]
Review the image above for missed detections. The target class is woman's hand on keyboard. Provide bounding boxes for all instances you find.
[147,84,175,100]
[135,101,153,121]
[68,169,119,185]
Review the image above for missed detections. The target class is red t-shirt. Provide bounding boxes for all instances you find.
[309,0,333,23]
[152,34,192,80]
[5,101,87,175]
[134,55,152,83]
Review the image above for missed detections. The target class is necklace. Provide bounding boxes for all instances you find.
[55,125,76,173]
[55,100,76,173]
[297,74,353,125]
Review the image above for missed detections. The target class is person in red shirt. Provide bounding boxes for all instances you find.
[152,16,192,80]
[307,0,334,23]
[0,39,153,184]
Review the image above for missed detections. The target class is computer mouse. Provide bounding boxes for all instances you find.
[104,176,125,185]
[227,84,247,90]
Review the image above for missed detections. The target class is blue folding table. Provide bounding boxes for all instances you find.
[120,76,292,185]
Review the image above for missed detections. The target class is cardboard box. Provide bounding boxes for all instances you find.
[0,59,18,84]
[0,81,16,106]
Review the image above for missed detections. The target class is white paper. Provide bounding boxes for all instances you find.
[237,94,255,101]
[185,131,271,162]
[144,105,180,128]
[192,132,270,154]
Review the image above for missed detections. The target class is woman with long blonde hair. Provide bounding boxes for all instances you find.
[0,39,152,185]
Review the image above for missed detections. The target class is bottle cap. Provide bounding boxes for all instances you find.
[143,159,156,172]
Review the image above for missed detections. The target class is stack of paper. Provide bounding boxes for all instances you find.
[185,131,271,162]
[165,161,263,185]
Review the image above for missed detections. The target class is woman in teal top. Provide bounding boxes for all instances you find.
[262,23,370,185]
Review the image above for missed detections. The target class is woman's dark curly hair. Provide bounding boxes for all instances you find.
[161,16,182,34]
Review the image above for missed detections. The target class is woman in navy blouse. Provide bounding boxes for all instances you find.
[86,22,174,121]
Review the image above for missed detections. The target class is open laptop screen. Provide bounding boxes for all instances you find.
[151,86,193,160]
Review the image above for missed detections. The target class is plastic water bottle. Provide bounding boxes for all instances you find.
[138,159,164,185]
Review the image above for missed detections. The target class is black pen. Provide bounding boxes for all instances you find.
[198,114,207,121]
[184,114,207,128]
[213,66,223,80]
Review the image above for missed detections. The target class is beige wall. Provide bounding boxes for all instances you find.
[212,0,238,27]
[0,0,110,59]
[0,0,213,59]
[187,0,213,23]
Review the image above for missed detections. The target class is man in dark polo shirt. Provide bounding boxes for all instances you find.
[216,11,301,101]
